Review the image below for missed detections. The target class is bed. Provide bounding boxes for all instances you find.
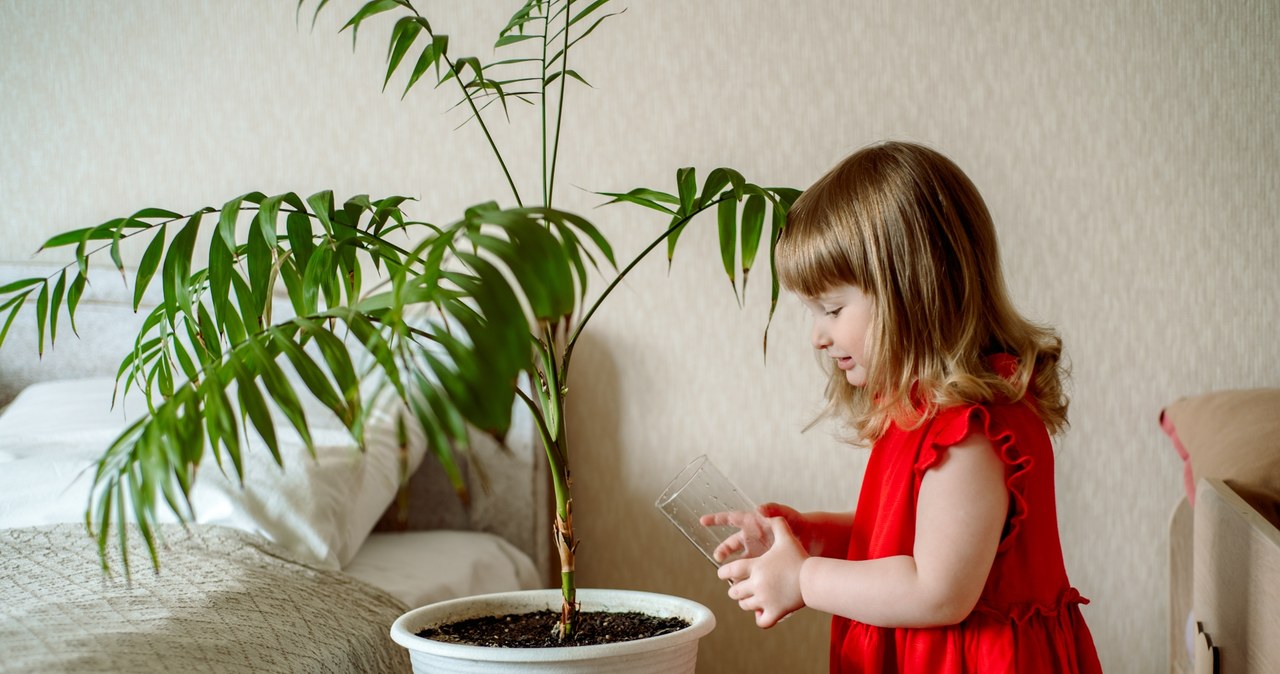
[0,262,552,673]
[1162,389,1280,674]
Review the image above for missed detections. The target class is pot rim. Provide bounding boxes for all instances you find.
[390,588,716,663]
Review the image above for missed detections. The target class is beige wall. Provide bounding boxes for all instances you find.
[4,1,1278,671]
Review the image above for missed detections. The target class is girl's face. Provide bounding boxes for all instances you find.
[802,284,875,387]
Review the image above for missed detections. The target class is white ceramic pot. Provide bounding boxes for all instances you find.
[390,588,716,673]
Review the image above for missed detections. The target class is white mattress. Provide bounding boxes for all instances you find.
[342,529,543,609]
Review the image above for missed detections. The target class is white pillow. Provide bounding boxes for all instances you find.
[343,530,542,608]
[0,376,424,570]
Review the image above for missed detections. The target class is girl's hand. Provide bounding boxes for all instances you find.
[716,517,808,629]
[699,510,774,563]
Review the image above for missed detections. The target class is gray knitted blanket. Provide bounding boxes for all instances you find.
[0,524,411,673]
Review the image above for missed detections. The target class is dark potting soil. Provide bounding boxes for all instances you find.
[416,609,690,648]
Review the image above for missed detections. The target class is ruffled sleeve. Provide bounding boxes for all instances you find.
[913,402,1035,552]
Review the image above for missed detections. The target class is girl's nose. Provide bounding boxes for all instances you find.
[811,323,830,350]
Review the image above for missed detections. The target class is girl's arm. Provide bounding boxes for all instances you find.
[719,432,1007,629]
[799,433,1008,627]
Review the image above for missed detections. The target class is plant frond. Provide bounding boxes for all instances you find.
[46,195,612,575]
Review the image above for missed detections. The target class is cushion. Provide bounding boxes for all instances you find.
[342,530,541,608]
[0,376,424,570]
[1160,388,1280,526]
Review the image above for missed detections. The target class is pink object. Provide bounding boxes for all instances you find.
[1160,410,1198,505]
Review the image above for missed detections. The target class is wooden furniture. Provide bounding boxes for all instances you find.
[1169,478,1280,674]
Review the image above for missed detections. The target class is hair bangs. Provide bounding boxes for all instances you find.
[776,173,873,298]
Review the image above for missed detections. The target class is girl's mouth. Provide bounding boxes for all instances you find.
[836,356,855,371]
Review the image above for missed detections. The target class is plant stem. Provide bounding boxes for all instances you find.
[547,0,571,208]
[520,366,576,640]
[540,6,550,207]
[536,0,578,639]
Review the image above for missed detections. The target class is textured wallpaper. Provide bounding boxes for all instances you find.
[3,1,1278,671]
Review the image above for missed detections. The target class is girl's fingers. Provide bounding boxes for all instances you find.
[713,532,746,561]
[700,510,749,527]
[717,559,744,582]
[731,586,778,628]
[735,596,768,626]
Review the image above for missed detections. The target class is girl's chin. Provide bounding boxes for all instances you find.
[844,369,867,387]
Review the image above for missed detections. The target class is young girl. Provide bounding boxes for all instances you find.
[708,141,1102,672]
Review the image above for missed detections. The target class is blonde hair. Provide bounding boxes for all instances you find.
[777,141,1069,440]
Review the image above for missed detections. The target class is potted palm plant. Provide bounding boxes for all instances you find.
[0,1,797,669]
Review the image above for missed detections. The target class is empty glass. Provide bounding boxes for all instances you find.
[655,454,772,567]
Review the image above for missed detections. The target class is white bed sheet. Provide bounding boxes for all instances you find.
[343,529,543,609]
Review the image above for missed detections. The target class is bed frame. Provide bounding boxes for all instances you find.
[1169,478,1280,674]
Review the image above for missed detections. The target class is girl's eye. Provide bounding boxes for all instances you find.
[825,307,842,317]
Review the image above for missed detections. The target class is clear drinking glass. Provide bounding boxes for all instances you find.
[655,454,772,567]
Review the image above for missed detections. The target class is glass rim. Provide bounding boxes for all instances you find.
[654,454,710,509]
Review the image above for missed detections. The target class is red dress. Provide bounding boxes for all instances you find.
[831,363,1103,673]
